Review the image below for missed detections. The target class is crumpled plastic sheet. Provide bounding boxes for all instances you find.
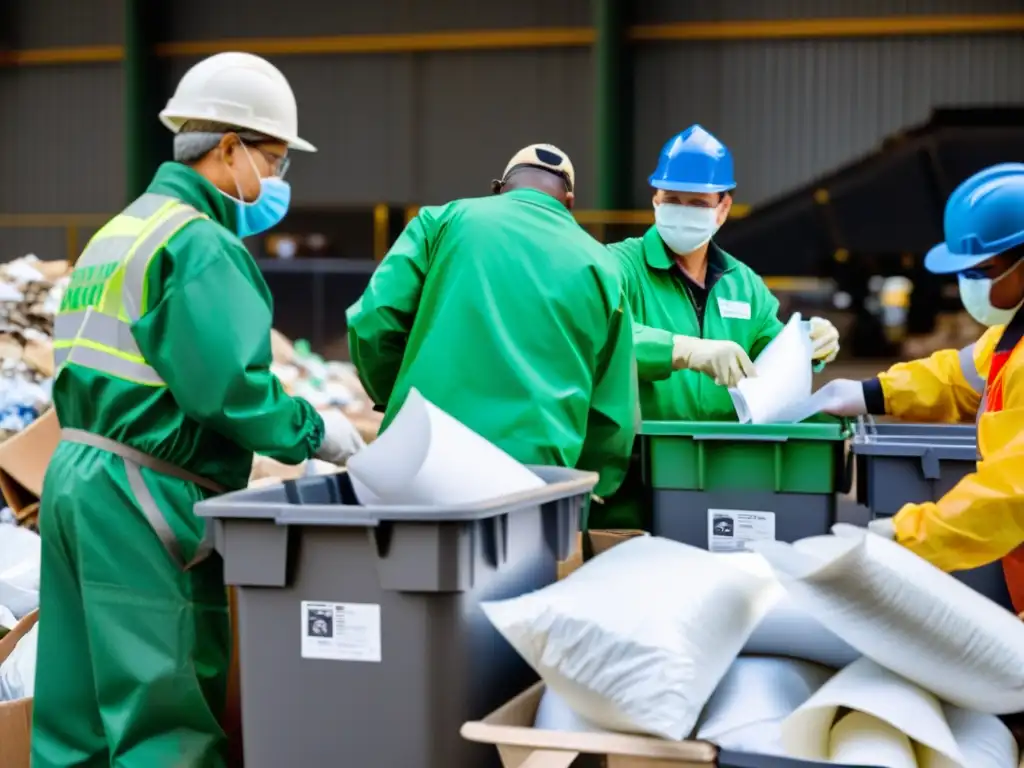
[0,622,37,701]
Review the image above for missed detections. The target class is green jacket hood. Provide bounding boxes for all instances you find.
[147,162,238,233]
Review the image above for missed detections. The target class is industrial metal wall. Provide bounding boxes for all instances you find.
[165,49,593,208]
[633,33,1024,208]
[635,0,1022,23]
[163,0,594,207]
[0,0,123,258]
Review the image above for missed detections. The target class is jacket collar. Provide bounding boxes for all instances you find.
[642,225,734,279]
[146,162,238,232]
[503,188,574,218]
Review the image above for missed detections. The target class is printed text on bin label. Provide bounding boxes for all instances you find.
[300,601,382,662]
[707,509,776,553]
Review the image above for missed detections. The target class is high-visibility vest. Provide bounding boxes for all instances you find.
[982,319,1024,615]
[54,193,207,385]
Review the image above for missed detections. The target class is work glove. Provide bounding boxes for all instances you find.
[814,379,868,417]
[672,335,756,388]
[867,517,896,540]
[315,410,367,465]
[809,316,840,364]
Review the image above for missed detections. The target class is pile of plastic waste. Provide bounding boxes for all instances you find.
[0,256,69,442]
[0,524,40,701]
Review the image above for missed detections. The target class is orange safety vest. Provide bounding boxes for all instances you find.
[985,320,1024,615]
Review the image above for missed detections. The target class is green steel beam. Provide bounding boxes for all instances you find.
[124,0,169,202]
[594,0,630,210]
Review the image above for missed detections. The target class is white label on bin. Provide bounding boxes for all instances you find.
[301,601,382,663]
[708,509,776,553]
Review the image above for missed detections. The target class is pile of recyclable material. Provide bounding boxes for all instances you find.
[0,257,70,442]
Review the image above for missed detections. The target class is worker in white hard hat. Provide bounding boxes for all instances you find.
[33,52,364,767]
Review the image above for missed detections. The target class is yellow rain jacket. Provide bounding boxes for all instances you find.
[865,316,1024,611]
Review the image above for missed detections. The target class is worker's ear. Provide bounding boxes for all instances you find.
[219,134,242,167]
[564,191,575,211]
[717,193,733,226]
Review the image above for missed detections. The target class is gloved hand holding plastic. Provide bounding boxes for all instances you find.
[314,409,367,465]
[729,313,817,424]
[672,335,756,388]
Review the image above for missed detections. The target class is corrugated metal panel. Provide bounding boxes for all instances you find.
[166,0,591,41]
[0,65,124,214]
[170,48,593,207]
[633,34,1024,207]
[12,0,122,48]
[635,0,1023,24]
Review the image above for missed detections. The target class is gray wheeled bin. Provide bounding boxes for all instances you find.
[852,418,1012,610]
[196,465,594,768]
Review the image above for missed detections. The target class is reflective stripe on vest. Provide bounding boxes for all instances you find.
[54,193,205,386]
[984,324,1024,615]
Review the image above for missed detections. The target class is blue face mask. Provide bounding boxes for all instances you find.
[226,145,292,238]
[235,177,291,239]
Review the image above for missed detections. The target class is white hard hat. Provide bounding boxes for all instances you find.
[160,52,316,152]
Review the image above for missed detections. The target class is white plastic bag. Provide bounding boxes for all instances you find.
[782,657,963,764]
[347,388,544,505]
[724,552,860,669]
[0,622,37,701]
[482,536,777,739]
[829,711,917,768]
[751,524,1024,713]
[0,526,41,619]
[696,656,833,755]
[533,687,612,734]
[729,314,814,424]
[918,706,1020,768]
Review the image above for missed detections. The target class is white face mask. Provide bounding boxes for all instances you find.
[654,203,721,255]
[957,261,1024,326]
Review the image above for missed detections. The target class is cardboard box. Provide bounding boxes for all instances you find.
[557,530,648,580]
[0,609,38,768]
[462,682,716,767]
[0,409,60,514]
[463,682,1024,768]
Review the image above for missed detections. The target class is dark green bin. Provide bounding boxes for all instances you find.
[641,419,852,551]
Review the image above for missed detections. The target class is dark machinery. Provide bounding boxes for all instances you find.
[716,107,1024,355]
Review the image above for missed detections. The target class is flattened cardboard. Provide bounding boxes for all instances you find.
[0,409,60,513]
[0,609,38,768]
[557,530,648,580]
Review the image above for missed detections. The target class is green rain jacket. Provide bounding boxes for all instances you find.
[53,162,325,491]
[589,227,785,530]
[346,189,639,497]
[610,226,784,421]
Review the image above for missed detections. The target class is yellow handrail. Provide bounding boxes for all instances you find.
[0,206,753,263]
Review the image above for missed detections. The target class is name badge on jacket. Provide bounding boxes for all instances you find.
[718,298,751,320]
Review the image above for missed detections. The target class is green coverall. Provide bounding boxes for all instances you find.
[346,189,639,498]
[590,226,784,528]
[33,162,324,767]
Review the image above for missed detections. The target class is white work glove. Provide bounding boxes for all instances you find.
[672,335,756,388]
[814,379,868,417]
[867,517,896,540]
[315,410,366,465]
[809,316,840,364]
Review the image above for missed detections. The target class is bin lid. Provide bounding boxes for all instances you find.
[852,420,978,459]
[196,464,598,526]
[641,418,850,441]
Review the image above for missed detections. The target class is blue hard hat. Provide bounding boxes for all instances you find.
[925,162,1024,274]
[648,124,736,194]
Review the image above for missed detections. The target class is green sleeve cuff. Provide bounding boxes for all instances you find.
[634,325,675,381]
